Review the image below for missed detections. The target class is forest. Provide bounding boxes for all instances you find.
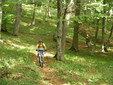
[0,0,113,85]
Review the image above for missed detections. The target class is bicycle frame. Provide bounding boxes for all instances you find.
[38,51,44,68]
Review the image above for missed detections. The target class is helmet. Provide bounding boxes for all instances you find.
[39,39,43,43]
[86,34,89,36]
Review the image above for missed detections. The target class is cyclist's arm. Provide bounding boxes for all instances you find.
[36,44,39,50]
[43,43,47,50]
[45,45,47,50]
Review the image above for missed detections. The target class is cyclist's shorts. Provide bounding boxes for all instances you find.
[38,50,44,55]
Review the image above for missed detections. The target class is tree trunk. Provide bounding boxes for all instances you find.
[13,2,22,36]
[45,6,48,22]
[56,0,63,61]
[1,0,7,32]
[31,2,37,25]
[104,18,107,33]
[101,0,106,52]
[48,6,51,18]
[40,5,42,13]
[0,1,2,39]
[104,25,113,52]
[91,19,99,56]
[63,0,66,4]
[45,0,49,22]
[71,0,81,52]
[45,0,51,22]
[0,6,2,39]
[83,0,87,21]
[1,18,7,32]
[62,0,74,58]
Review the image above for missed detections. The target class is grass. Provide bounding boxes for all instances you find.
[0,4,57,85]
[0,33,41,85]
[50,50,113,85]
[0,4,113,85]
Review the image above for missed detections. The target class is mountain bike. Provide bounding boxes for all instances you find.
[36,50,44,68]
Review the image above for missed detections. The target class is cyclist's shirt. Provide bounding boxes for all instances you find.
[37,43,46,51]
[86,36,89,40]
[86,36,90,42]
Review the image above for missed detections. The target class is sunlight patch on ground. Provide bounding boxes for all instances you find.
[44,52,54,57]
[22,4,32,7]
[108,48,113,52]
[1,58,24,69]
[0,39,4,43]
[30,27,36,32]
[83,72,102,80]
[65,56,86,63]
[6,39,36,51]
[22,22,30,26]
[12,43,26,49]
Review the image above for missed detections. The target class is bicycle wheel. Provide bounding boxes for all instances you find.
[40,56,43,68]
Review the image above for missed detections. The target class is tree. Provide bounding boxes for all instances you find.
[91,19,99,56]
[45,0,51,22]
[56,0,63,61]
[104,25,113,52]
[31,2,37,25]
[13,0,22,36]
[1,0,7,32]
[62,0,74,59]
[101,0,106,52]
[0,0,2,39]
[71,0,81,52]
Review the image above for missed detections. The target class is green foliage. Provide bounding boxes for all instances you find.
[1,1,113,85]
[0,32,41,84]
[51,50,113,84]
[0,4,57,84]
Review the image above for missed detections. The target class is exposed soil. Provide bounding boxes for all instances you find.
[31,53,67,85]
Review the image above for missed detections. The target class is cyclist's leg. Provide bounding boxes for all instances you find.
[41,51,45,64]
[42,55,44,63]
[38,51,41,63]
[88,41,90,47]
[86,40,90,48]
[86,41,88,47]
[87,41,90,47]
[36,50,40,56]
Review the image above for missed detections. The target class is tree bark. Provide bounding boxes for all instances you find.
[31,2,37,25]
[104,25,113,52]
[104,18,107,33]
[56,0,63,61]
[13,2,22,36]
[91,19,99,56]
[62,0,74,59]
[1,18,7,32]
[83,0,87,21]
[40,5,42,13]
[101,0,106,52]
[45,0,51,22]
[0,0,2,39]
[1,0,7,32]
[71,0,81,52]
[45,5,48,21]
[48,6,51,18]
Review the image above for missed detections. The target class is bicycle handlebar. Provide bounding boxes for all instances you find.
[36,49,47,51]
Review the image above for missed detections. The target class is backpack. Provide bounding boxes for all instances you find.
[86,36,89,40]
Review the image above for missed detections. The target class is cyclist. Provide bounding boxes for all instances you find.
[36,39,47,66]
[86,34,90,48]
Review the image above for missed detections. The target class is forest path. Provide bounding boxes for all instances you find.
[31,52,67,85]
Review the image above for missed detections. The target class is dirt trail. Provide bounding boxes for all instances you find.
[32,53,67,85]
